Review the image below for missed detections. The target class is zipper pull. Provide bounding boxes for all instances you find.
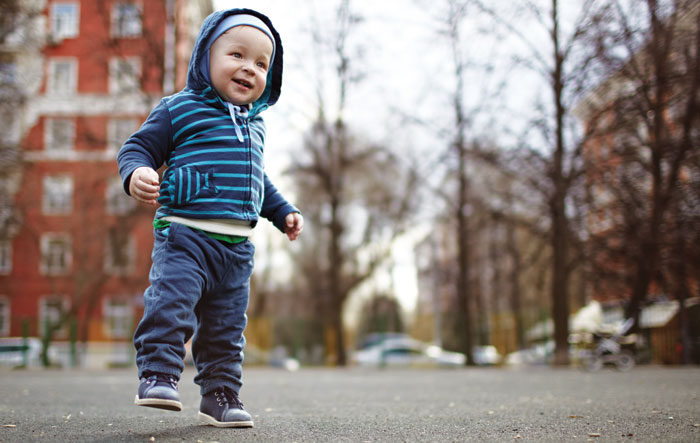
[227,102,245,143]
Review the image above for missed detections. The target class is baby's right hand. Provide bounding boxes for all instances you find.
[129,167,160,205]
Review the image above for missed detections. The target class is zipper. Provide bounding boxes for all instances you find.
[244,118,254,214]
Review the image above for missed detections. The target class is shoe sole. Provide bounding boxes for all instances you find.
[198,411,254,428]
[134,395,183,411]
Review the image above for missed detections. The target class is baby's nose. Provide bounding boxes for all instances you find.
[243,60,256,73]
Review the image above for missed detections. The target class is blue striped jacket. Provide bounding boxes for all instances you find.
[117,9,297,233]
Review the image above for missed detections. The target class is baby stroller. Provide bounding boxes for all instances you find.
[582,318,637,372]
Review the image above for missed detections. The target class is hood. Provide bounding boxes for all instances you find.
[186,8,283,116]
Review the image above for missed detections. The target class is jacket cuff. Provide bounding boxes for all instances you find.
[272,204,300,233]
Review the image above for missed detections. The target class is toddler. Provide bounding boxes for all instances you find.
[117,8,302,428]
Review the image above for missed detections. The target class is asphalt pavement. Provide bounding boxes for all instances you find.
[1,365,699,442]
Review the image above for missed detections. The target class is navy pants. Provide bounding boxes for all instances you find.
[134,222,254,395]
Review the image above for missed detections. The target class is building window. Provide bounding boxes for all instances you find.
[109,57,141,94]
[107,118,138,153]
[50,3,79,40]
[106,177,135,215]
[43,175,73,215]
[104,229,135,275]
[45,118,75,152]
[0,61,17,88]
[39,296,69,339]
[40,234,72,275]
[103,297,132,339]
[0,241,11,275]
[0,296,9,336]
[47,58,77,95]
[112,3,142,38]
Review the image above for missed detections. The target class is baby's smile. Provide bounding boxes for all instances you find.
[234,78,252,89]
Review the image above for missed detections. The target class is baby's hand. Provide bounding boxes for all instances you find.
[284,212,304,241]
[129,167,160,205]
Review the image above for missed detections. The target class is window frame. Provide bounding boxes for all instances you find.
[42,175,74,215]
[109,57,142,94]
[106,176,135,215]
[0,241,11,275]
[111,2,143,38]
[45,117,76,152]
[47,58,77,95]
[107,117,138,153]
[103,296,133,339]
[39,295,69,339]
[40,233,72,276]
[50,2,80,40]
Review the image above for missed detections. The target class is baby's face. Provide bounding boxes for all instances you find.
[209,26,273,105]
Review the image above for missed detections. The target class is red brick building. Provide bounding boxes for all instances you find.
[575,3,700,364]
[0,0,212,367]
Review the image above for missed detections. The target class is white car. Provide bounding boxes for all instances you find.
[472,345,502,365]
[353,337,466,367]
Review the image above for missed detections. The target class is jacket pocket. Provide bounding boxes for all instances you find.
[157,166,217,206]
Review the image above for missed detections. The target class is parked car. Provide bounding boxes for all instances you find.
[505,341,555,366]
[356,332,411,350]
[353,336,466,367]
[472,345,502,365]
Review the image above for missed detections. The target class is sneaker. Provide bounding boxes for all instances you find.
[198,387,254,428]
[134,373,183,411]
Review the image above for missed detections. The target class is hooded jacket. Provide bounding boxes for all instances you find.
[117,9,296,234]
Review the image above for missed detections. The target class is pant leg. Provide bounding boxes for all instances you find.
[133,224,206,379]
[192,239,255,396]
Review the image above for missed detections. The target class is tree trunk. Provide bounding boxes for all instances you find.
[506,217,526,350]
[550,0,570,366]
[457,138,474,365]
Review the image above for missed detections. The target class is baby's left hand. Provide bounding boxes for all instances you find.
[284,212,304,241]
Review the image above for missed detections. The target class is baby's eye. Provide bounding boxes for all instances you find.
[256,61,268,70]
[231,52,242,58]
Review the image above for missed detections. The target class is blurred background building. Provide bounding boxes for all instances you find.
[0,0,213,367]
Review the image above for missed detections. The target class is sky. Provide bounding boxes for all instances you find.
[212,0,444,322]
[209,0,568,326]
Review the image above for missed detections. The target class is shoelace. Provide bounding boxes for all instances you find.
[215,387,245,409]
[146,373,178,389]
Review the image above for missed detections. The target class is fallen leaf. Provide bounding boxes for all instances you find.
[3,425,17,428]
[569,415,583,419]
[514,435,522,439]
[588,433,601,438]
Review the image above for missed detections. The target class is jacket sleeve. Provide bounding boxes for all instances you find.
[117,99,173,195]
[261,173,300,233]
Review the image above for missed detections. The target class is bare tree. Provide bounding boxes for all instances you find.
[0,0,42,241]
[445,0,476,365]
[473,0,604,365]
[289,0,420,365]
[580,0,700,347]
